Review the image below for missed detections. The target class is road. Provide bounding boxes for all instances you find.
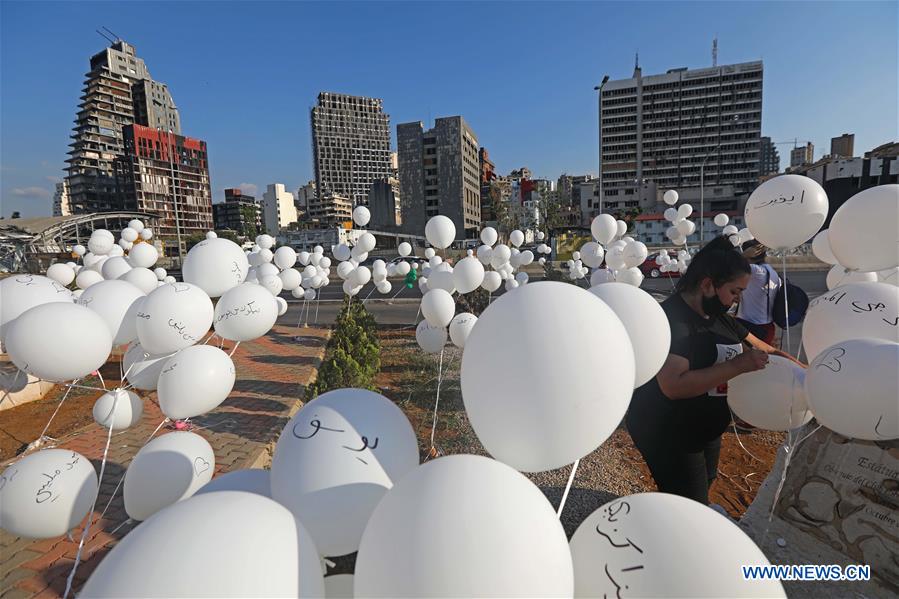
[276,268,828,358]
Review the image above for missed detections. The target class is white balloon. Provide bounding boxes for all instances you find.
[355,455,573,598]
[590,268,614,286]
[537,231,545,241]
[676,219,696,237]
[462,282,635,472]
[259,274,284,297]
[313,245,324,254]
[376,280,391,294]
[395,261,411,276]
[663,207,678,222]
[350,265,372,287]
[622,241,648,269]
[481,270,502,292]
[124,431,215,521]
[425,215,456,249]
[75,268,104,290]
[480,226,498,246]
[713,213,730,227]
[421,288,455,328]
[428,270,456,294]
[738,227,754,243]
[279,267,302,291]
[140,228,154,241]
[744,174,829,249]
[324,574,354,598]
[829,184,899,272]
[153,267,167,281]
[83,491,325,598]
[342,280,362,297]
[304,289,316,301]
[120,267,159,294]
[570,493,784,598]
[0,449,97,539]
[298,251,311,266]
[877,266,899,287]
[424,247,436,259]
[825,264,877,290]
[93,389,143,430]
[519,250,535,266]
[616,220,628,238]
[723,224,739,236]
[728,356,812,431]
[578,242,603,268]
[677,203,694,219]
[196,469,271,498]
[182,238,250,297]
[449,312,478,348]
[663,189,679,205]
[205,230,217,239]
[489,244,512,270]
[515,272,529,285]
[108,244,125,257]
[803,282,899,361]
[806,338,899,440]
[126,219,144,233]
[0,274,74,341]
[415,320,447,353]
[509,229,525,248]
[396,241,412,257]
[100,255,131,280]
[214,283,279,341]
[318,256,331,269]
[123,342,175,391]
[6,303,111,382]
[128,242,159,269]
[157,345,235,420]
[356,232,377,253]
[73,244,86,256]
[273,246,298,270]
[428,255,444,268]
[271,388,419,557]
[353,205,372,227]
[136,282,214,355]
[77,279,145,346]
[88,234,114,255]
[257,262,279,280]
[118,239,133,251]
[615,266,644,287]
[591,214,617,244]
[255,234,275,250]
[811,230,839,265]
[120,227,139,242]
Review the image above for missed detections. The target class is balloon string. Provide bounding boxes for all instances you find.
[767,369,800,526]
[297,299,307,329]
[362,285,376,303]
[31,379,80,449]
[390,285,404,300]
[727,407,765,463]
[97,370,108,391]
[557,459,580,518]
[228,342,241,357]
[313,295,320,325]
[781,253,792,356]
[427,349,445,457]
[63,389,120,599]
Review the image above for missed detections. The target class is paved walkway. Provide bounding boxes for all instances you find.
[0,324,329,598]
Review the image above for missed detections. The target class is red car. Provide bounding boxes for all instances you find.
[640,251,681,279]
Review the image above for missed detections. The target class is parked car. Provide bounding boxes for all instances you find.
[640,251,680,278]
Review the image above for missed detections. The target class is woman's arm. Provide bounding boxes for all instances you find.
[657,350,769,400]
[743,333,807,368]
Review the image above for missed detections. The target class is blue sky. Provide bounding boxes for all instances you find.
[2,1,897,217]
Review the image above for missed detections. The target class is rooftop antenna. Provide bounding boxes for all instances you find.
[634,51,639,71]
[101,26,122,42]
[96,29,115,44]
[712,36,718,67]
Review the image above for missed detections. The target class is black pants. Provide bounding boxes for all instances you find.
[631,434,722,505]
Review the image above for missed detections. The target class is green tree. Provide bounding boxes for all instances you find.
[240,205,259,239]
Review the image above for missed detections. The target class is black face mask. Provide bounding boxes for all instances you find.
[701,290,730,317]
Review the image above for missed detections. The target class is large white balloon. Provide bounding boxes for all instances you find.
[0,449,97,539]
[182,237,250,298]
[802,282,899,361]
[727,356,812,431]
[93,389,143,430]
[214,283,278,341]
[157,346,236,420]
[136,282,214,355]
[124,431,215,521]
[744,174,828,249]
[271,388,419,557]
[352,205,371,227]
[480,227,498,246]
[196,468,271,498]
[120,266,159,294]
[591,214,617,244]
[6,303,112,382]
[452,256,485,294]
[0,274,73,340]
[425,215,456,249]
[421,288,455,328]
[449,312,478,349]
[461,282,635,472]
[415,320,447,353]
[355,455,573,598]
[123,342,175,391]
[828,184,899,272]
[806,338,898,440]
[570,493,784,598]
[825,264,877,290]
[481,270,502,293]
[82,491,325,598]
[590,283,670,387]
[128,242,159,269]
[811,230,839,265]
[509,229,525,248]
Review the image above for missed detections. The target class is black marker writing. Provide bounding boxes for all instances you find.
[292,418,345,440]
[814,347,845,373]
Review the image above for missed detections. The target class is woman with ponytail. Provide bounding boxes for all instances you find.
[626,236,803,506]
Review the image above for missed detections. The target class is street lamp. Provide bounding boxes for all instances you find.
[699,114,739,244]
[594,74,609,214]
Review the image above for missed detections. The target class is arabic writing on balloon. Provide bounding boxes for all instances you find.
[754,189,806,209]
[215,301,262,323]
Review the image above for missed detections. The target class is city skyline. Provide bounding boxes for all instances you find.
[2,1,897,218]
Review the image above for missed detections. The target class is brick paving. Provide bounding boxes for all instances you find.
[0,324,329,598]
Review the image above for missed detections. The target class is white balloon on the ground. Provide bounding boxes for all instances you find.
[415,320,447,353]
[123,342,174,391]
[825,264,877,290]
[663,189,679,205]
[6,303,111,382]
[0,449,97,539]
[196,469,271,498]
[805,338,899,440]
[136,282,214,355]
[352,205,371,227]
[509,230,524,248]
[124,431,215,521]
[744,174,828,249]
[591,214,617,244]
[100,256,131,280]
[271,388,418,557]
[570,493,784,599]
[77,279,145,345]
[128,242,158,268]
[255,234,275,250]
[76,268,104,290]
[803,282,899,361]
[355,455,572,598]
[82,491,325,598]
[481,270,502,292]
[46,263,76,286]
[214,283,279,341]
[279,267,302,291]
[677,203,693,219]
[714,213,729,227]
[812,230,839,265]
[428,270,456,294]
[421,288,455,328]
[425,215,455,249]
[120,266,158,294]
[461,282,635,472]
[828,184,899,272]
[273,246,298,270]
[590,268,614,286]
[158,346,236,420]
[590,283,670,387]
[449,313,478,349]
[480,227,498,246]
[93,389,143,430]
[0,274,74,340]
[728,356,812,431]
[259,274,284,297]
[182,237,250,297]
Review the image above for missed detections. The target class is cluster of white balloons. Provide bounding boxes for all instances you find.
[564,213,646,287]
[237,233,329,305]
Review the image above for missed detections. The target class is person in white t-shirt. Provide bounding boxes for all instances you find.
[736,240,780,345]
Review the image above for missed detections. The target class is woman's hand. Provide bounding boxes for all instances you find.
[733,348,769,374]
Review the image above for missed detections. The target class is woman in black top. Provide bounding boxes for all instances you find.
[626,236,804,505]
